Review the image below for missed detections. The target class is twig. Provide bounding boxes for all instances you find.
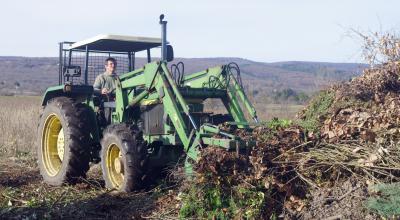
[272,141,313,161]
[325,186,360,203]
[1,192,28,204]
[77,177,103,190]
[338,186,360,201]
[241,179,256,189]
[295,171,319,189]
[50,190,67,209]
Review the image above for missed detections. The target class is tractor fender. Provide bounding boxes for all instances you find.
[41,84,101,154]
[41,84,94,106]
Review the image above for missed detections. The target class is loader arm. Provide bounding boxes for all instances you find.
[114,62,196,154]
[182,64,259,124]
[114,61,256,163]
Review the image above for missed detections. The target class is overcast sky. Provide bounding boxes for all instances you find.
[1,0,399,62]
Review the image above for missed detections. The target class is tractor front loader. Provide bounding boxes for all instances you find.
[37,15,259,192]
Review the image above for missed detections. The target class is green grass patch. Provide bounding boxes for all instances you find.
[366,183,400,218]
[297,90,335,133]
[266,118,292,130]
[255,118,293,142]
[179,182,266,219]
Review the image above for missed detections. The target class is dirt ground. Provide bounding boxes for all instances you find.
[0,96,179,219]
[303,178,377,219]
[0,158,180,220]
[0,158,383,220]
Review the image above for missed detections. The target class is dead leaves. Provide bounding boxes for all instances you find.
[321,61,400,144]
[192,60,400,218]
[194,126,311,218]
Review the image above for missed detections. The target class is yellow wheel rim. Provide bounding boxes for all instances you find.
[106,144,124,189]
[57,128,65,161]
[42,114,65,176]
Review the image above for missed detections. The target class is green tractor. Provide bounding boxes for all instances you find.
[37,15,259,192]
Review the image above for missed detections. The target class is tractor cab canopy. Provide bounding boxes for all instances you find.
[59,34,168,86]
[68,34,162,52]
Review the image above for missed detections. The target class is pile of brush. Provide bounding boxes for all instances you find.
[181,32,400,219]
[296,61,400,183]
[183,125,312,219]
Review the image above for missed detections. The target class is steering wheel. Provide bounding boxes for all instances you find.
[102,88,116,102]
[93,88,116,102]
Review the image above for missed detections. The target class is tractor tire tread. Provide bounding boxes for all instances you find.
[100,123,148,192]
[37,97,92,185]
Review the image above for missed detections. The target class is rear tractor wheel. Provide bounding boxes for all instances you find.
[37,97,92,185]
[100,124,148,192]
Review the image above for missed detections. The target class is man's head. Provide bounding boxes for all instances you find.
[105,57,117,75]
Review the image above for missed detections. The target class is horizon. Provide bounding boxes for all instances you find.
[0,55,368,65]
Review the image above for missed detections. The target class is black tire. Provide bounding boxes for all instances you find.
[37,97,92,185]
[100,124,148,192]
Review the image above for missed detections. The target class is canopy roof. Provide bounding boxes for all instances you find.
[68,34,162,52]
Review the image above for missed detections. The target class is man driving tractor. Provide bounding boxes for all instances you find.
[93,57,118,94]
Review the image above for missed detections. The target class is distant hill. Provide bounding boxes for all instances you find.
[0,56,367,101]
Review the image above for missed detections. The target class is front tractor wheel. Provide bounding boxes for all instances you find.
[37,97,92,185]
[101,124,148,192]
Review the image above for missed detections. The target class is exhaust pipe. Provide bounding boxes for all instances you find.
[159,14,167,61]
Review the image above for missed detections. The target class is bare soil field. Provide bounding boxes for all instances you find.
[0,96,181,219]
[0,160,165,219]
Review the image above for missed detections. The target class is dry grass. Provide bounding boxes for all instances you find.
[0,96,41,158]
[254,102,304,120]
